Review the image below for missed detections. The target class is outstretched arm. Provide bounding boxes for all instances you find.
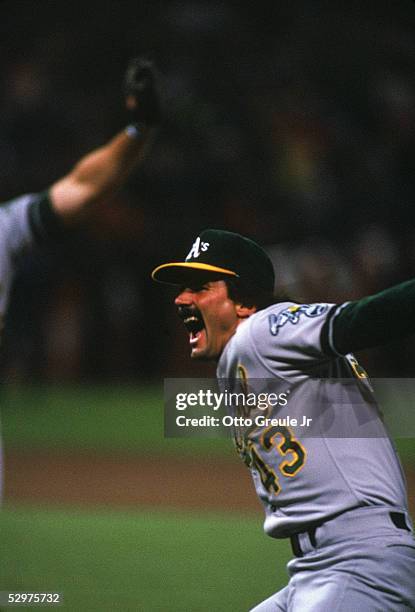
[50,57,161,226]
[321,279,415,355]
[50,125,153,225]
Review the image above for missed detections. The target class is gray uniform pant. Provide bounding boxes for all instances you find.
[250,506,415,612]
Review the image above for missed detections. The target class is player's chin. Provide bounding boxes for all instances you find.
[190,331,213,360]
[190,339,209,360]
[190,348,210,360]
[190,343,220,361]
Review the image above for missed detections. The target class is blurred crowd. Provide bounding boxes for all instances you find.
[2,0,415,381]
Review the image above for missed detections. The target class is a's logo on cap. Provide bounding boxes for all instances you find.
[186,236,210,260]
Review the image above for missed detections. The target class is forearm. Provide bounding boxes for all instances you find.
[50,126,155,225]
[322,279,415,355]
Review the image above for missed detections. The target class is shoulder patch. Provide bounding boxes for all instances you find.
[268,304,329,336]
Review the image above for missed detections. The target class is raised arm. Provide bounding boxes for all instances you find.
[49,57,160,226]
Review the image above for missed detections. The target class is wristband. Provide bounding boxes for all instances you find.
[125,122,146,139]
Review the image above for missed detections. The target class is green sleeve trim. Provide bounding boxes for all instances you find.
[28,190,66,243]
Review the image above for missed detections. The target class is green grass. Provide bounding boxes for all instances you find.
[0,504,290,612]
[0,385,234,458]
[1,384,414,463]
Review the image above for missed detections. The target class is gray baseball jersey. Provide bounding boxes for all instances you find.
[0,192,52,495]
[0,194,39,341]
[217,301,410,539]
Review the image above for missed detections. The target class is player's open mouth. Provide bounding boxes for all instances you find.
[181,311,205,345]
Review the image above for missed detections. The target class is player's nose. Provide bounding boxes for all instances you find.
[174,288,194,306]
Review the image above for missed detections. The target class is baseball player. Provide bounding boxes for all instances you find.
[152,229,415,611]
[0,57,161,493]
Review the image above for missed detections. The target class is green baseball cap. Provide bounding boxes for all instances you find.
[151,229,275,292]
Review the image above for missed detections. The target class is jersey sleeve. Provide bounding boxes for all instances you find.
[0,193,36,258]
[250,302,337,366]
[0,191,65,258]
[320,279,415,355]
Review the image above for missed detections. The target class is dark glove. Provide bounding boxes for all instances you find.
[124,56,161,126]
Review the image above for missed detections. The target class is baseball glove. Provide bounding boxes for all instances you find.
[124,56,162,126]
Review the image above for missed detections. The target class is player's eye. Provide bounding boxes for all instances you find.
[190,283,210,292]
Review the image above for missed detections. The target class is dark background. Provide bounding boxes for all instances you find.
[2,0,415,382]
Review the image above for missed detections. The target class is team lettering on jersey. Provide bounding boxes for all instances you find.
[268,303,329,336]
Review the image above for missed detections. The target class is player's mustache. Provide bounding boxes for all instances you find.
[177,305,201,321]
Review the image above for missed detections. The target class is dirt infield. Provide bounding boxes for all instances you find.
[3,449,415,518]
[3,450,263,514]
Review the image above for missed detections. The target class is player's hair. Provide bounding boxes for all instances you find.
[224,278,289,311]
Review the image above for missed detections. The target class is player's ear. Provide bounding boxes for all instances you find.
[235,303,257,319]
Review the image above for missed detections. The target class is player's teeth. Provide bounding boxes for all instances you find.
[189,331,200,345]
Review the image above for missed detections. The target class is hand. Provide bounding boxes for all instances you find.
[124,56,162,126]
